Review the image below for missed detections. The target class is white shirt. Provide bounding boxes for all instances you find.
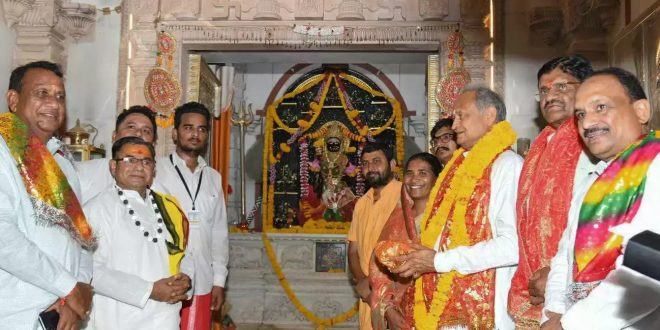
[152,152,229,294]
[0,137,91,330]
[77,158,114,205]
[432,149,523,330]
[84,187,181,330]
[544,155,660,329]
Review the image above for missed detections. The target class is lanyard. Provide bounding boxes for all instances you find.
[170,154,204,210]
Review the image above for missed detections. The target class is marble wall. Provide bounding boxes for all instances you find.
[226,233,358,329]
[503,0,563,141]
[64,0,122,156]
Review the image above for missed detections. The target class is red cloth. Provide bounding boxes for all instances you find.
[424,160,496,329]
[507,119,583,329]
[369,187,417,329]
[181,293,213,330]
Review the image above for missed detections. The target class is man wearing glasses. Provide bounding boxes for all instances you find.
[430,118,458,167]
[508,55,598,329]
[83,136,192,329]
[77,105,158,204]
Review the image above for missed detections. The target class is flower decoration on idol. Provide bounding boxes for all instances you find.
[299,139,310,197]
[355,143,366,196]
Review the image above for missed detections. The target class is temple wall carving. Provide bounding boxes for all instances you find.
[527,0,620,59]
[2,0,97,67]
[115,0,494,157]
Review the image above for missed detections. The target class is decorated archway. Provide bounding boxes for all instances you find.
[262,66,404,233]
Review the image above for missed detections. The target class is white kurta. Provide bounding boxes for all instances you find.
[77,158,113,205]
[544,155,660,329]
[84,187,181,330]
[432,149,523,330]
[0,137,91,330]
[151,152,229,294]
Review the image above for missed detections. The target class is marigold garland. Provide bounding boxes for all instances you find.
[262,70,405,233]
[413,121,517,330]
[155,112,174,128]
[269,74,330,134]
[262,231,358,329]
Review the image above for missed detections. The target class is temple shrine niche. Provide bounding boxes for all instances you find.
[103,0,494,328]
[263,67,404,233]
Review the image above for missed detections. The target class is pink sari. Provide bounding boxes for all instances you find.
[369,187,418,330]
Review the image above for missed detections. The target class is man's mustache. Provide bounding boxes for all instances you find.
[544,99,565,110]
[583,126,610,139]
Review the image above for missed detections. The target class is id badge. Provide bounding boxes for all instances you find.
[188,210,201,227]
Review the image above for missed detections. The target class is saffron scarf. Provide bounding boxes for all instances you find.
[508,119,582,328]
[573,131,660,284]
[414,121,517,330]
[152,191,190,275]
[0,112,94,247]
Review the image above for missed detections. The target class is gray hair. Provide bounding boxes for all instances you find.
[461,85,507,122]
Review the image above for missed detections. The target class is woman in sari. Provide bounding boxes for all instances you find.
[370,152,443,330]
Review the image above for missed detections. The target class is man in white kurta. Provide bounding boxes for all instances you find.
[151,102,229,329]
[84,137,191,330]
[431,149,521,329]
[0,61,93,330]
[393,87,521,329]
[77,106,157,204]
[542,68,660,329]
[0,136,93,329]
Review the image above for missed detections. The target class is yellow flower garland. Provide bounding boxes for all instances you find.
[262,232,359,329]
[156,112,174,128]
[262,71,405,233]
[269,74,330,134]
[413,121,517,330]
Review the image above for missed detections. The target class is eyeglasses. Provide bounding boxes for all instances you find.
[430,132,455,146]
[535,81,580,102]
[113,156,155,167]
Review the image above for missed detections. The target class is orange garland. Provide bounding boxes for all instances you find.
[262,71,405,233]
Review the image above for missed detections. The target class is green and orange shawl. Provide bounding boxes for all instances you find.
[508,119,583,329]
[571,131,660,300]
[0,112,95,248]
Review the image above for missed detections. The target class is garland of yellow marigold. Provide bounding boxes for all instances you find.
[413,121,516,330]
[262,70,405,232]
[262,232,359,329]
[269,74,328,134]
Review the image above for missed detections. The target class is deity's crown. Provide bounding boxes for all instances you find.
[324,121,344,141]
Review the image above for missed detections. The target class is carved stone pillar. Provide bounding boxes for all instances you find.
[14,26,66,66]
[58,2,96,40]
[254,0,282,20]
[2,0,37,27]
[527,6,563,46]
[420,0,449,21]
[336,0,364,20]
[295,0,324,20]
[460,0,489,28]
[563,0,619,60]
[4,0,97,68]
